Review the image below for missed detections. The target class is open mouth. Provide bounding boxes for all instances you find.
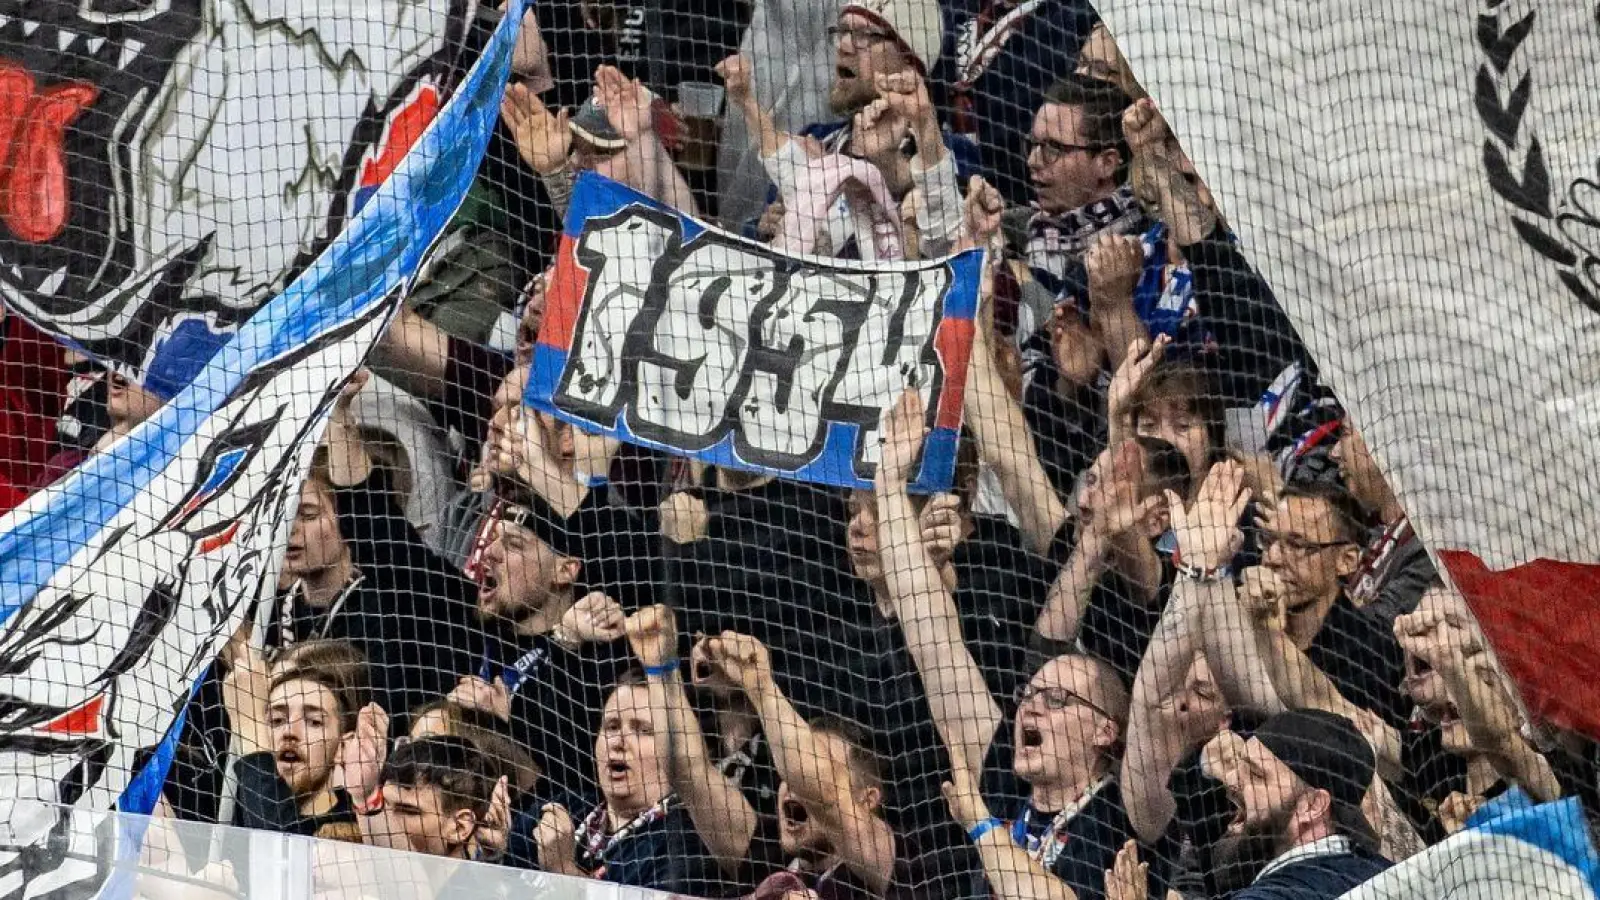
[781,798,809,827]
[477,571,501,605]
[836,64,857,80]
[1020,725,1044,749]
[276,748,302,765]
[605,759,631,781]
[0,1,204,324]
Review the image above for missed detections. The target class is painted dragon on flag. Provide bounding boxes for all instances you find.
[0,0,480,378]
[0,2,523,895]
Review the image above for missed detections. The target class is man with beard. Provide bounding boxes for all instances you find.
[221,646,369,842]
[531,670,726,894]
[1225,710,1391,899]
[714,0,980,260]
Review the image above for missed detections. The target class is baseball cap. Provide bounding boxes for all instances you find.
[568,96,627,152]
[1252,709,1379,845]
[841,0,944,75]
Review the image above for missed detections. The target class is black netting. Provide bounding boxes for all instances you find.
[0,1,1596,898]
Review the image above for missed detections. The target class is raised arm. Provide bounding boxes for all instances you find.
[877,389,1003,777]
[965,260,1070,555]
[1123,100,1217,248]
[1245,569,1401,779]
[716,54,786,160]
[1168,462,1284,716]
[942,751,1079,900]
[1121,578,1207,843]
[1035,441,1163,643]
[1397,602,1561,802]
[323,369,373,487]
[626,605,759,871]
[708,632,896,894]
[369,308,450,400]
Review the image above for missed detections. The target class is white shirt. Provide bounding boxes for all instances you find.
[1253,834,1354,883]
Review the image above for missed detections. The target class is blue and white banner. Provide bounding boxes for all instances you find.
[527,172,986,492]
[1340,789,1600,900]
[0,3,523,897]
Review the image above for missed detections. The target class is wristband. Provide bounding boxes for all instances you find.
[967,817,1005,842]
[1175,560,1231,583]
[643,663,676,679]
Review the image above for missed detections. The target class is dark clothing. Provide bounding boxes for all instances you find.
[1181,223,1312,408]
[270,468,480,731]
[475,621,631,805]
[980,733,1175,900]
[429,335,514,469]
[230,751,357,839]
[1305,594,1410,732]
[578,803,728,896]
[1348,517,1435,623]
[951,515,1057,702]
[1233,848,1391,900]
[935,0,1098,207]
[750,838,922,900]
[671,477,879,723]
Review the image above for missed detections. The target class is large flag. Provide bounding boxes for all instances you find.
[1097,1,1600,735]
[0,3,523,896]
[1340,789,1600,900]
[525,172,984,492]
[0,0,481,381]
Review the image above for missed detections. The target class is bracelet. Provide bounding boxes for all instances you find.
[643,663,676,679]
[1175,560,1231,582]
[1172,549,1231,582]
[967,817,1005,842]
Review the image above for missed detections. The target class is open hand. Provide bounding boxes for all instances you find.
[1107,334,1170,438]
[1105,839,1149,900]
[594,65,652,141]
[338,702,390,802]
[1167,460,1250,571]
[501,82,571,175]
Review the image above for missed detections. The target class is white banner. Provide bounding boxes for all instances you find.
[1097,0,1600,573]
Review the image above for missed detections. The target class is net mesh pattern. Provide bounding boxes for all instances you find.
[0,0,1595,898]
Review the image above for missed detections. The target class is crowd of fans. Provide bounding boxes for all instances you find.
[1,0,1597,898]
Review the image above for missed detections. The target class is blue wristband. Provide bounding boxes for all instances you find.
[643,663,676,679]
[967,817,1005,842]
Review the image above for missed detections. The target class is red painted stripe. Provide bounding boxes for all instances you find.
[932,319,975,430]
[540,236,588,353]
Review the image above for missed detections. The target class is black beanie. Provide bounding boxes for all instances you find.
[1252,709,1374,811]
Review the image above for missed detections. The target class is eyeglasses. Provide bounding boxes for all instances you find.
[1261,531,1352,557]
[1014,683,1111,718]
[1028,138,1104,166]
[827,24,897,48]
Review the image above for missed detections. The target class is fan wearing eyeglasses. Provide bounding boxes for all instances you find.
[874,389,1171,900]
[1231,481,1412,735]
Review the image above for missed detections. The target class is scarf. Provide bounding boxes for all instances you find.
[574,794,677,876]
[1011,776,1111,871]
[1025,185,1144,292]
[775,154,905,262]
